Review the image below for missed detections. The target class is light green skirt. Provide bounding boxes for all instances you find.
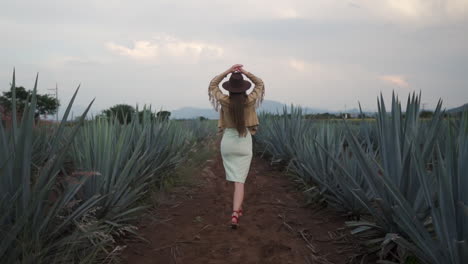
[220,128,253,183]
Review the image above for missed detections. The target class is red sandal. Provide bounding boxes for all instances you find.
[231,210,241,229]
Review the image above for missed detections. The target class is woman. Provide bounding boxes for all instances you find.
[208,64,265,229]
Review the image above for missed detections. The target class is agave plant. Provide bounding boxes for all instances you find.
[382,112,468,264]
[255,105,313,164]
[0,71,100,263]
[338,92,461,262]
[256,106,371,216]
[256,92,467,263]
[70,108,197,230]
[179,118,217,142]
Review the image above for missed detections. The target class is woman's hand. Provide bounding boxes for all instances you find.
[238,67,248,75]
[227,64,243,73]
[233,64,249,74]
[221,64,248,76]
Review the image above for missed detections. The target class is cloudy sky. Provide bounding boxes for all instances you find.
[1,0,468,116]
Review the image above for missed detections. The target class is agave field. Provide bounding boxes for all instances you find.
[255,94,468,263]
[2,71,467,264]
[0,72,216,263]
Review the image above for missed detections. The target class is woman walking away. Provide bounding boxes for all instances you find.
[208,64,265,229]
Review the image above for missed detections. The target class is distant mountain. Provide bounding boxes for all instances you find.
[170,107,218,119]
[346,108,362,114]
[447,103,468,114]
[257,100,327,114]
[170,100,327,119]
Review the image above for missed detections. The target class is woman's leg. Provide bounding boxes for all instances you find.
[233,182,244,212]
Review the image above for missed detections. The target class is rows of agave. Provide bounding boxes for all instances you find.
[255,93,467,264]
[0,72,214,263]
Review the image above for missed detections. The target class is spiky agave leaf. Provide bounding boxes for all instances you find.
[390,111,468,264]
[0,71,98,263]
[70,109,195,226]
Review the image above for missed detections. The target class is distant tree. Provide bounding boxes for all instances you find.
[358,113,368,119]
[138,109,156,121]
[307,112,340,119]
[156,110,171,121]
[0,86,60,119]
[94,113,108,120]
[419,110,434,119]
[198,116,208,121]
[102,104,135,124]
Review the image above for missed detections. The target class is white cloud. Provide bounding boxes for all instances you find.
[445,0,468,17]
[106,41,159,60]
[1,0,467,112]
[288,59,307,72]
[238,0,468,25]
[380,75,410,88]
[287,58,376,81]
[386,0,427,18]
[364,0,468,24]
[165,41,223,58]
[288,59,326,73]
[106,34,224,63]
[275,8,301,19]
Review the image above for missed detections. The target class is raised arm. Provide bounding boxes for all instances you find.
[240,69,265,108]
[208,71,229,101]
[208,64,243,111]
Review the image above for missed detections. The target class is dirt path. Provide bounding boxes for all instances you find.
[122,140,353,264]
